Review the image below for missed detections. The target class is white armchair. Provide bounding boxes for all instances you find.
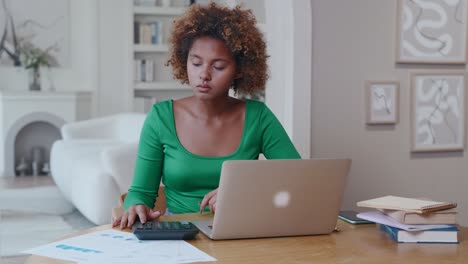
[50,113,146,225]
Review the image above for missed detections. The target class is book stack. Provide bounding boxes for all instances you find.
[357,196,458,243]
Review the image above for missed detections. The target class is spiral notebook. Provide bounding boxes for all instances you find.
[357,196,457,214]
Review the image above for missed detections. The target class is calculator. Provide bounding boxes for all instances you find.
[132,221,199,240]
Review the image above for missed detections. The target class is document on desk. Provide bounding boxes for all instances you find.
[23,229,216,264]
[357,211,453,231]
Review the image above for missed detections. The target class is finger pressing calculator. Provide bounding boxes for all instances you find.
[132,221,199,240]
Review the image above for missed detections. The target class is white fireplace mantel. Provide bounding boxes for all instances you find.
[0,91,92,177]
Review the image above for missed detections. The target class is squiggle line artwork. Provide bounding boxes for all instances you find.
[416,77,461,145]
[401,0,466,60]
[372,87,392,115]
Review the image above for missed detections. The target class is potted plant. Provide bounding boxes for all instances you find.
[21,45,53,91]
[1,0,59,91]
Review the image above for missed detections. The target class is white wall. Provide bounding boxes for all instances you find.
[0,0,98,114]
[96,0,132,116]
[311,0,468,225]
[265,0,312,158]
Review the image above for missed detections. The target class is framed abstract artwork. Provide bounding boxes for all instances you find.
[0,0,70,67]
[396,0,467,64]
[411,71,465,152]
[366,81,399,125]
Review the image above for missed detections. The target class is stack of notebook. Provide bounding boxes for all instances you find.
[356,196,458,243]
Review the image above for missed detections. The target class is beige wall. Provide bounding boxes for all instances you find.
[311,0,468,225]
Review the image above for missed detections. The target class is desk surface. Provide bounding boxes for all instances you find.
[27,213,467,264]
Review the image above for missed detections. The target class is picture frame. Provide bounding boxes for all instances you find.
[0,0,70,67]
[396,0,468,64]
[366,81,399,125]
[411,71,466,152]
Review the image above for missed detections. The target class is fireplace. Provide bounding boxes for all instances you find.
[0,91,92,177]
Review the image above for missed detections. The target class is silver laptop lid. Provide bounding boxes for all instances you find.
[210,159,351,240]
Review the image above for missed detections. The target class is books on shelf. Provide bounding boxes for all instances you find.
[357,195,457,214]
[380,224,459,243]
[134,21,163,45]
[134,59,155,82]
[379,208,457,225]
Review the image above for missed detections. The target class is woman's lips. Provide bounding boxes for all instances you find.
[197,84,211,92]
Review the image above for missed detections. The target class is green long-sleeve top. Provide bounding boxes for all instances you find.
[124,99,301,213]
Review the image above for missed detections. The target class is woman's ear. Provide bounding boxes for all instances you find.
[235,72,242,79]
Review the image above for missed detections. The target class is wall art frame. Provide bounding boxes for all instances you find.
[396,0,468,64]
[411,71,466,152]
[0,0,70,67]
[366,81,400,125]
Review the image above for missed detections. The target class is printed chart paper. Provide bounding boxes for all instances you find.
[24,229,216,264]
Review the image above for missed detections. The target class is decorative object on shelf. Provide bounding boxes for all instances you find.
[396,0,468,64]
[15,156,29,176]
[42,162,50,176]
[28,67,41,91]
[22,45,53,91]
[31,161,40,176]
[411,71,465,152]
[365,81,399,125]
[31,146,44,175]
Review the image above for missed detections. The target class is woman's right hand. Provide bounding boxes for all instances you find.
[113,204,162,229]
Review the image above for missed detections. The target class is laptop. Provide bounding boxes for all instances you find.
[191,159,351,240]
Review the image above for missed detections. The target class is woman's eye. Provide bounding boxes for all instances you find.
[213,66,225,70]
[192,63,201,67]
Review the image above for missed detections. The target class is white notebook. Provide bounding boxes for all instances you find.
[357,196,457,214]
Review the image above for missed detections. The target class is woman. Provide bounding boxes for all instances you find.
[115,2,300,229]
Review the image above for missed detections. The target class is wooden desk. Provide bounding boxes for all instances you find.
[27,213,467,264]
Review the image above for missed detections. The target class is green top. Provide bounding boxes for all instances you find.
[124,99,301,213]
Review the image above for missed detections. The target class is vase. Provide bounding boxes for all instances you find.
[29,67,41,91]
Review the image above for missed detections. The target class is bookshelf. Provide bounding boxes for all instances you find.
[126,0,268,113]
[128,0,192,113]
[134,44,169,52]
[133,6,186,15]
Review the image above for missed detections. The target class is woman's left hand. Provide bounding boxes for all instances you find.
[200,189,218,213]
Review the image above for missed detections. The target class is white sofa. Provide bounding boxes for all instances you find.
[50,113,146,225]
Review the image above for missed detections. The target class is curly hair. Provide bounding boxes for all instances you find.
[166,2,268,95]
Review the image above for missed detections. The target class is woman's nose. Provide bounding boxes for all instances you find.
[199,67,211,81]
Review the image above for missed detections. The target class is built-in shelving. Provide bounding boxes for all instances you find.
[133,6,185,16]
[134,81,190,91]
[129,1,192,112]
[134,44,169,52]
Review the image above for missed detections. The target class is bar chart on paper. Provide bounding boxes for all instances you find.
[24,229,216,264]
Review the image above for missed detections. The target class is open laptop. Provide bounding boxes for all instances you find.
[191,159,351,240]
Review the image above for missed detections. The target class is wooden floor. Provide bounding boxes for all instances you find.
[0,175,55,190]
[0,175,56,263]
